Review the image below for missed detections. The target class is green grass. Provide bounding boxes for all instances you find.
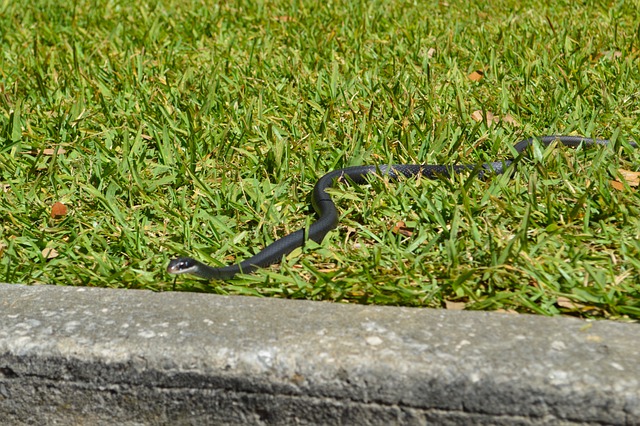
[1,0,640,320]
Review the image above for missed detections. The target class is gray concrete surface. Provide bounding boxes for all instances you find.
[0,283,638,425]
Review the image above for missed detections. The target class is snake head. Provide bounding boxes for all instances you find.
[167,257,200,275]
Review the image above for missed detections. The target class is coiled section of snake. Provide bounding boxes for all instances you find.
[167,135,628,280]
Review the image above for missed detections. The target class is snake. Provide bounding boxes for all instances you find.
[167,135,629,280]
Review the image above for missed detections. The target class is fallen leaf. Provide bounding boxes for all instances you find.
[602,50,622,60]
[470,110,484,122]
[618,169,640,186]
[494,308,519,314]
[51,202,68,218]
[470,110,518,127]
[556,296,577,309]
[42,147,67,155]
[42,247,59,259]
[468,70,484,82]
[426,47,436,58]
[501,114,519,126]
[273,15,295,22]
[26,147,67,156]
[593,50,623,62]
[470,110,497,125]
[610,180,624,191]
[391,221,413,237]
[556,296,598,313]
[483,111,496,124]
[445,300,466,310]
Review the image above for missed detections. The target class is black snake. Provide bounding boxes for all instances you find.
[167,135,629,280]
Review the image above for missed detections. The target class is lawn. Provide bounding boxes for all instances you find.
[1,0,639,320]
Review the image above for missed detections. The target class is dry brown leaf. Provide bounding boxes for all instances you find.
[593,50,623,62]
[470,110,483,122]
[426,47,436,58]
[470,110,498,125]
[618,169,640,186]
[483,111,497,124]
[556,296,598,313]
[42,147,67,155]
[445,300,466,310]
[51,202,68,218]
[391,221,413,237]
[501,113,519,126]
[611,169,640,190]
[494,309,519,314]
[467,70,484,82]
[610,180,625,191]
[26,147,66,156]
[273,15,295,22]
[42,247,59,259]
[603,50,622,59]
[556,296,577,309]
[471,110,518,127]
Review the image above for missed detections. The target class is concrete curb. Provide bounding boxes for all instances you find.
[0,283,638,425]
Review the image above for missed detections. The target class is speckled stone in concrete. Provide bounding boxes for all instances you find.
[0,283,638,425]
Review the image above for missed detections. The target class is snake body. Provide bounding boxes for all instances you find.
[167,135,619,280]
